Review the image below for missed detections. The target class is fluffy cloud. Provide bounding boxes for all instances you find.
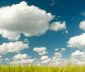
[50,21,66,31]
[55,48,66,52]
[9,53,35,65]
[41,56,48,61]
[13,54,29,60]
[61,48,66,51]
[0,29,20,40]
[0,1,54,40]
[71,50,84,57]
[55,48,59,51]
[67,33,85,49]
[33,47,47,55]
[70,50,85,65]
[6,50,85,65]
[40,56,51,65]
[51,52,67,66]
[79,21,85,31]
[0,41,28,54]
[9,59,34,65]
[39,52,65,66]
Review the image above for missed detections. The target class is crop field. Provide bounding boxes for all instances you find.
[0,65,85,72]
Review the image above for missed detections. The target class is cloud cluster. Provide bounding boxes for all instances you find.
[0,1,54,40]
[55,48,66,52]
[0,41,28,54]
[6,52,65,65]
[50,21,66,31]
[67,33,85,49]
[13,54,28,60]
[41,56,49,61]
[1,1,83,66]
[5,50,85,65]
[79,21,85,31]
[33,47,47,55]
[70,50,85,65]
[40,56,51,65]
[67,33,85,65]
[0,1,68,65]
[9,54,35,65]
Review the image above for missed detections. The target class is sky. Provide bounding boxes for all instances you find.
[0,0,85,65]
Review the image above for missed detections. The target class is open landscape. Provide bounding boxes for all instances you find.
[0,0,85,72]
[0,65,85,72]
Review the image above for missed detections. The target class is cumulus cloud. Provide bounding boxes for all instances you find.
[9,53,35,65]
[51,52,67,66]
[33,47,47,55]
[50,21,66,31]
[13,54,29,60]
[61,48,66,51]
[71,50,84,57]
[9,59,35,65]
[7,51,68,66]
[38,52,66,66]
[40,56,51,65]
[0,1,54,40]
[0,41,28,54]
[6,50,85,65]
[79,21,85,31]
[55,48,59,51]
[34,52,64,65]
[67,33,85,49]
[70,50,85,65]
[0,29,20,40]
[41,56,48,61]
[55,48,66,52]
[50,51,85,66]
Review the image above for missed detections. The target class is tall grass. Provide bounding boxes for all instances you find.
[0,65,85,72]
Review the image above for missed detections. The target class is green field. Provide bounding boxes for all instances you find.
[0,65,85,72]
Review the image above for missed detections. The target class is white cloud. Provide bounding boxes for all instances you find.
[33,47,47,55]
[13,54,29,60]
[40,56,51,65]
[50,21,66,31]
[37,52,68,66]
[0,29,20,40]
[55,48,59,51]
[54,52,62,58]
[9,59,35,65]
[79,21,85,31]
[9,53,35,65]
[41,56,48,61]
[51,52,65,66]
[55,48,66,52]
[61,48,66,51]
[6,50,85,65]
[70,50,85,65]
[0,1,54,40]
[71,50,84,57]
[0,41,28,54]
[65,30,68,34]
[34,52,64,65]
[67,33,85,49]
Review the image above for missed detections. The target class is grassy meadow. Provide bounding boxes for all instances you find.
[0,65,85,72]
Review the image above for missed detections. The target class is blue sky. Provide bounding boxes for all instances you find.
[0,0,85,65]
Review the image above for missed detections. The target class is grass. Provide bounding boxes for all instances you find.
[0,65,84,72]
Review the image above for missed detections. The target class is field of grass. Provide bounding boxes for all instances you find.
[0,65,85,72]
